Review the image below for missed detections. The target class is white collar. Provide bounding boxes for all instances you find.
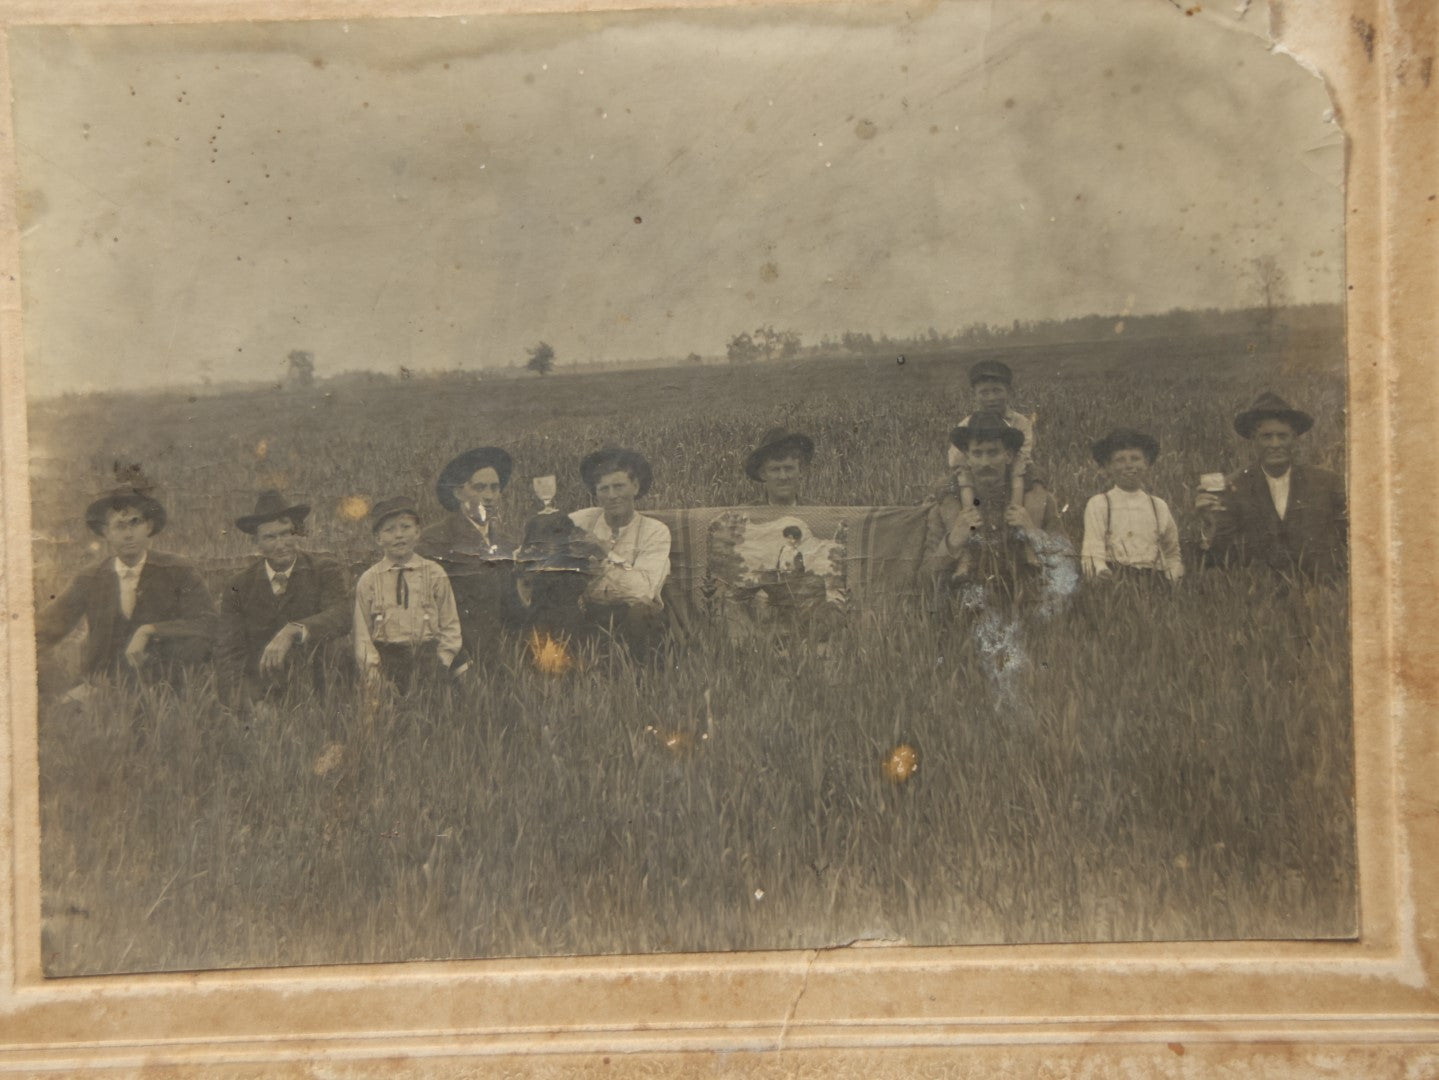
[113,553,148,577]
[265,558,298,582]
[596,513,639,539]
[382,555,423,571]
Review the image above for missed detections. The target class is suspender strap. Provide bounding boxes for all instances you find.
[1104,490,1166,571]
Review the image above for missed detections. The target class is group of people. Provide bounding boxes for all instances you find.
[34,359,1347,706]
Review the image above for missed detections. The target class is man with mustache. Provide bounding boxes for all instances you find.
[216,491,351,710]
[1195,392,1346,579]
[921,412,1070,611]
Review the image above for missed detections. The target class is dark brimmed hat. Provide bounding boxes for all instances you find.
[968,359,1013,386]
[235,489,310,535]
[579,448,653,498]
[1091,429,1160,467]
[1233,392,1314,439]
[84,485,167,537]
[369,495,421,532]
[950,412,1025,454]
[744,428,815,482]
[435,447,514,512]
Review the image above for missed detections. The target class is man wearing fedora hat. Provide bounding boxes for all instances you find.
[920,412,1069,608]
[417,446,521,665]
[565,448,671,661]
[36,484,215,688]
[1196,392,1347,578]
[745,428,815,507]
[216,491,351,708]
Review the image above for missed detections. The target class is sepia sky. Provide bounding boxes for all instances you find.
[11,0,1344,394]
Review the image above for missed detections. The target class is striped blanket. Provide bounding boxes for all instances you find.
[647,505,931,626]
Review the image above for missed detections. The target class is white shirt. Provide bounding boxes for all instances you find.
[569,507,672,606]
[1265,469,1291,520]
[1081,487,1184,581]
[352,555,463,668]
[113,554,147,619]
[264,558,309,640]
[265,558,295,595]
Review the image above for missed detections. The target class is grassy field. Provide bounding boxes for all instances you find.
[28,328,1355,975]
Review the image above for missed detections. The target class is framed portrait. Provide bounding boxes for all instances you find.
[0,0,1434,1074]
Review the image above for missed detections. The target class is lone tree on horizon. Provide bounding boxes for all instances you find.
[526,341,556,376]
[1248,255,1288,340]
[286,349,315,388]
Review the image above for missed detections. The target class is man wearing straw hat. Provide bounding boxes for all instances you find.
[1195,392,1347,578]
[417,446,521,665]
[216,490,351,709]
[35,483,215,692]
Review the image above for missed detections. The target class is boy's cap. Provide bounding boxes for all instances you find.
[369,495,421,532]
[950,411,1025,453]
[968,359,1013,386]
[1091,428,1160,466]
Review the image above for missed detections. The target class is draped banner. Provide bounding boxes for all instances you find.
[647,505,932,628]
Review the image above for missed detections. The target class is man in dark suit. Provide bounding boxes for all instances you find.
[216,491,351,708]
[416,447,521,668]
[1197,392,1347,579]
[36,485,214,692]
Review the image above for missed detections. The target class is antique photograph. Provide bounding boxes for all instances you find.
[14,0,1354,978]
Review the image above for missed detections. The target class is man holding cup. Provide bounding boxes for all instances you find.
[1195,392,1347,579]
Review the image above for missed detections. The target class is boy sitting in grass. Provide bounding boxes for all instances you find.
[353,496,464,692]
[1081,429,1183,583]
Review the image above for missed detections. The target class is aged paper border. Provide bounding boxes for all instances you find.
[0,0,1434,1074]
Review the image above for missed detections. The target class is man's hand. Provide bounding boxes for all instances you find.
[123,625,155,669]
[944,507,983,553]
[1194,492,1224,514]
[1004,505,1037,534]
[259,623,304,675]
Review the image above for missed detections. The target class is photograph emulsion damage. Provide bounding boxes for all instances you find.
[12,1,1355,976]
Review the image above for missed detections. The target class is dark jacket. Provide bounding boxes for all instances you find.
[416,512,521,661]
[1205,464,1347,578]
[36,550,215,676]
[216,551,351,693]
[920,474,1071,610]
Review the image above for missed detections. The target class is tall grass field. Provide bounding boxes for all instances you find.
[28,328,1355,975]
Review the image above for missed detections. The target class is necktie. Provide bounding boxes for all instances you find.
[395,566,410,609]
[272,571,290,597]
[119,567,139,619]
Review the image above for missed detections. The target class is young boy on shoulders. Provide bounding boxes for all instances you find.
[353,496,464,692]
[1081,429,1183,583]
[947,359,1042,512]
